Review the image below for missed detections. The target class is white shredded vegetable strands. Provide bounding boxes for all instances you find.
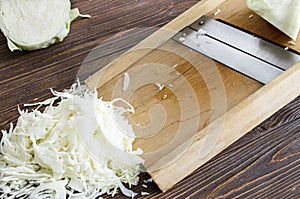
[247,0,300,40]
[141,191,150,196]
[155,83,164,92]
[0,0,91,51]
[122,72,130,92]
[0,82,144,198]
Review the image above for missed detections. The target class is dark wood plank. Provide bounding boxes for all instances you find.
[0,0,300,198]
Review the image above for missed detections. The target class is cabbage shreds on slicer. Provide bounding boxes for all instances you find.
[0,82,144,198]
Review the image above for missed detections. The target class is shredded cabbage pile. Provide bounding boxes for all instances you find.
[0,83,144,198]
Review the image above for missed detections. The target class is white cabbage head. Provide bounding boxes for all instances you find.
[0,0,90,51]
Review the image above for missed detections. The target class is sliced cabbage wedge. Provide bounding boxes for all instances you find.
[247,0,300,41]
[0,0,90,51]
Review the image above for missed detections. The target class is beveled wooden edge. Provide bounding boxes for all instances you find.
[147,60,300,191]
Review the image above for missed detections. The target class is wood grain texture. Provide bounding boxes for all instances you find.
[131,96,300,199]
[87,37,263,169]
[0,0,300,198]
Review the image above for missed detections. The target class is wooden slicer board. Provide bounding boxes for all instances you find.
[86,0,300,192]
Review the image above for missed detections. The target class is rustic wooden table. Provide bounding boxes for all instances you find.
[0,0,300,198]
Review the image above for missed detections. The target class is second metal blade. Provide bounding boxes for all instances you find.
[173,16,300,84]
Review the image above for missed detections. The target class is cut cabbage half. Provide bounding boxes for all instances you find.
[247,0,300,40]
[0,0,90,51]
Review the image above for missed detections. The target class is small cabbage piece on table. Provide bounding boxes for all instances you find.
[247,0,300,41]
[0,0,90,51]
[0,83,144,198]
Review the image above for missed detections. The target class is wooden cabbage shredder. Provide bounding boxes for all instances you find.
[85,0,300,191]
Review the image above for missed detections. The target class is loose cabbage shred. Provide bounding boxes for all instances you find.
[0,82,144,198]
